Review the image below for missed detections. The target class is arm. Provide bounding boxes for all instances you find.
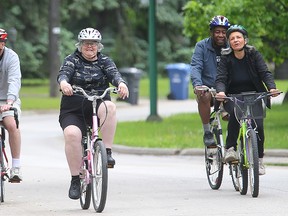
[7,51,21,103]
[190,41,204,88]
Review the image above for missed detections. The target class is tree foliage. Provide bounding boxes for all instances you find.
[0,0,191,78]
[183,0,288,66]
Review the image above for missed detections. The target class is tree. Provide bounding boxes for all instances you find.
[183,0,288,67]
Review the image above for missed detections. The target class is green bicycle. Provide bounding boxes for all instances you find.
[225,91,280,197]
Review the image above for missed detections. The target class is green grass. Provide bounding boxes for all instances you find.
[19,78,287,149]
[114,103,288,149]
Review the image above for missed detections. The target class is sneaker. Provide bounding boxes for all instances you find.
[106,148,115,168]
[9,167,22,183]
[68,178,80,200]
[221,111,230,121]
[259,158,266,175]
[224,147,238,163]
[203,131,216,147]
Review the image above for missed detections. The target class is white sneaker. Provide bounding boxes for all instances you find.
[259,158,266,175]
[9,167,22,182]
[224,147,238,163]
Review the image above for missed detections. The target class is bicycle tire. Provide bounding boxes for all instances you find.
[236,137,248,195]
[247,129,259,197]
[0,140,5,203]
[80,170,92,209]
[205,125,224,190]
[229,163,239,191]
[91,140,108,213]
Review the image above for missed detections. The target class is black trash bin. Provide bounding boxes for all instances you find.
[119,67,142,105]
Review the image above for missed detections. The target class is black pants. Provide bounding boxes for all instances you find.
[223,100,265,158]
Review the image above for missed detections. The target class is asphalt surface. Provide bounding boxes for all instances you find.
[0,95,287,215]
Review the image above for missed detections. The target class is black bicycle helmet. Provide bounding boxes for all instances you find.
[209,15,230,30]
[0,28,8,42]
[226,25,248,39]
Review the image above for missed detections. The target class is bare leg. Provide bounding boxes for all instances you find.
[64,125,82,176]
[197,92,212,125]
[97,101,117,149]
[3,116,21,159]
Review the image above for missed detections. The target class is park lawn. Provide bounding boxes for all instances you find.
[114,103,288,150]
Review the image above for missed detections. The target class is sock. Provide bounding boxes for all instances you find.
[12,158,21,168]
[203,124,210,132]
[106,148,112,155]
[71,175,80,182]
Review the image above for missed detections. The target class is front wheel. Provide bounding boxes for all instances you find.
[91,140,108,213]
[247,129,259,198]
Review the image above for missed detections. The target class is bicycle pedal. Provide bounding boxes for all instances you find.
[230,160,239,164]
[107,164,115,169]
[9,179,21,183]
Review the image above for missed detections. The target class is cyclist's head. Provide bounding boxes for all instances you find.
[209,16,230,47]
[0,28,8,42]
[209,15,230,30]
[226,24,248,40]
[76,27,104,52]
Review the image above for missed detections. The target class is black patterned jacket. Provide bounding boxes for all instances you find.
[57,49,125,93]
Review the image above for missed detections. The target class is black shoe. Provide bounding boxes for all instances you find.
[68,178,80,200]
[106,148,115,168]
[203,131,216,147]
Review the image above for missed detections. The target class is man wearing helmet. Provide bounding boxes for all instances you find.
[190,15,230,147]
[57,27,129,199]
[0,28,22,182]
[215,25,280,175]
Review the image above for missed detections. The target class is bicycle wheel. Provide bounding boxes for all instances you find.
[91,140,108,213]
[80,169,92,209]
[205,125,224,190]
[236,137,248,195]
[229,163,239,191]
[247,129,259,197]
[0,141,5,203]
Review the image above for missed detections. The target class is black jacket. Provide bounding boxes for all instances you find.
[216,45,276,108]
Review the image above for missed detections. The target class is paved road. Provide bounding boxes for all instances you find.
[1,100,287,216]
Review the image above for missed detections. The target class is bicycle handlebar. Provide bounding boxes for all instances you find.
[221,91,283,104]
[72,85,118,101]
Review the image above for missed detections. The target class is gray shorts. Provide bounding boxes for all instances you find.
[0,99,22,121]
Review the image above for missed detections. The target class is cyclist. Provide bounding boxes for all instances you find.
[190,15,230,147]
[0,28,22,182]
[57,27,129,199]
[215,25,279,175]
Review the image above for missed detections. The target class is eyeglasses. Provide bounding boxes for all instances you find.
[82,41,98,47]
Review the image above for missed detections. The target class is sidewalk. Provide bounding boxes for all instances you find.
[114,95,288,165]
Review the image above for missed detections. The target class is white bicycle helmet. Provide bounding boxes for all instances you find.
[78,28,102,42]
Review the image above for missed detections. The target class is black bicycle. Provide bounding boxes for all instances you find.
[0,107,19,203]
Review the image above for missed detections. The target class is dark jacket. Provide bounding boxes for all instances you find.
[191,38,223,88]
[216,45,276,108]
[57,50,125,92]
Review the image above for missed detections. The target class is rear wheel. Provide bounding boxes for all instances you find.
[236,137,248,195]
[0,141,5,203]
[80,170,91,209]
[205,124,224,190]
[247,129,259,197]
[229,163,239,191]
[91,140,108,213]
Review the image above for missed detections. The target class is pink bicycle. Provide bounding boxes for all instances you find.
[72,85,117,212]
